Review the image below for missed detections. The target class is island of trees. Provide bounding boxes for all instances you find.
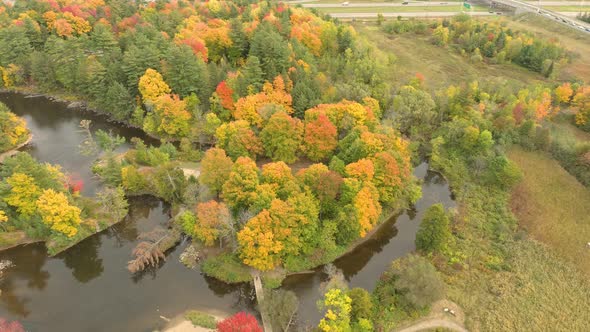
[1,0,590,331]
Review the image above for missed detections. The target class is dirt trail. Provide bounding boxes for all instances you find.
[395,318,468,332]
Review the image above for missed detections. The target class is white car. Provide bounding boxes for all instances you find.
[342,1,349,6]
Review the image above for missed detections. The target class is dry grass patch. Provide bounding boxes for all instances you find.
[508,147,590,275]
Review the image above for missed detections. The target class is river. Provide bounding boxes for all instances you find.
[0,92,454,331]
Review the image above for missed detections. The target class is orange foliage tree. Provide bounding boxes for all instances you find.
[215,120,263,160]
[194,200,231,246]
[233,76,293,127]
[303,114,338,162]
[216,81,235,111]
[554,82,573,104]
[353,184,381,237]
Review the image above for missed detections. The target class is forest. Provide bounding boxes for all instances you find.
[0,0,590,331]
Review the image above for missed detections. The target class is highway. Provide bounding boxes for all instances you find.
[302,1,588,7]
[296,0,590,33]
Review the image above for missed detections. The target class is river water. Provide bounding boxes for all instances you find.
[0,92,454,331]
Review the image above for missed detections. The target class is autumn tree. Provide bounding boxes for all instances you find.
[216,80,235,111]
[574,86,590,128]
[217,312,262,332]
[233,76,293,127]
[261,162,300,200]
[303,114,338,162]
[199,148,233,196]
[221,156,260,212]
[215,120,263,160]
[260,111,303,164]
[297,164,343,217]
[144,94,192,138]
[36,189,82,238]
[371,152,406,205]
[345,159,375,183]
[237,209,283,270]
[317,288,353,332]
[0,104,29,153]
[353,184,381,237]
[4,172,40,217]
[138,68,171,104]
[554,82,573,104]
[194,200,231,246]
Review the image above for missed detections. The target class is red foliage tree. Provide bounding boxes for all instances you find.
[217,312,262,332]
[0,318,25,332]
[216,81,235,110]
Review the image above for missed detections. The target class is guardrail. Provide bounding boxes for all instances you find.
[490,0,590,33]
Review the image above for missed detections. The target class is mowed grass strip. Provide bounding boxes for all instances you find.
[508,147,590,275]
[316,5,486,13]
[543,5,590,11]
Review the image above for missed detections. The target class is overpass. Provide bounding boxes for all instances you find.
[486,0,590,33]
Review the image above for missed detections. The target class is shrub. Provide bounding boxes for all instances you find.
[184,310,216,329]
[217,312,262,332]
[415,203,451,254]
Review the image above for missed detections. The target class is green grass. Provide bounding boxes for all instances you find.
[353,23,546,89]
[184,310,217,329]
[508,147,590,275]
[316,5,486,13]
[543,5,590,11]
[504,14,590,82]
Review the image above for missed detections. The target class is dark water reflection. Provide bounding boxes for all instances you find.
[0,92,454,331]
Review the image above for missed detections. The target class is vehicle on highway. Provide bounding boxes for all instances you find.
[402,1,409,4]
[342,1,349,6]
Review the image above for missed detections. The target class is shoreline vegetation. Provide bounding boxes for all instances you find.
[0,104,130,256]
[0,0,589,330]
[0,133,32,163]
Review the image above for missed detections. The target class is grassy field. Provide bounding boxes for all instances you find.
[353,22,546,90]
[508,147,590,275]
[502,14,590,82]
[544,5,590,11]
[316,5,486,12]
[450,237,590,331]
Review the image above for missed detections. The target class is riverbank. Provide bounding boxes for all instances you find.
[161,309,228,332]
[0,133,32,163]
[0,87,164,142]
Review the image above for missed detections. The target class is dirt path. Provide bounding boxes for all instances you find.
[395,318,468,332]
[393,300,468,332]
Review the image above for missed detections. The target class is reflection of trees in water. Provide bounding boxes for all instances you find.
[424,170,445,185]
[108,196,162,247]
[334,218,399,280]
[0,245,50,317]
[130,262,162,283]
[203,275,256,310]
[61,236,103,283]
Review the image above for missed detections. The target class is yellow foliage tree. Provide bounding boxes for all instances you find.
[4,173,40,217]
[354,184,381,237]
[138,69,171,104]
[36,189,81,238]
[237,210,283,271]
[0,210,8,223]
